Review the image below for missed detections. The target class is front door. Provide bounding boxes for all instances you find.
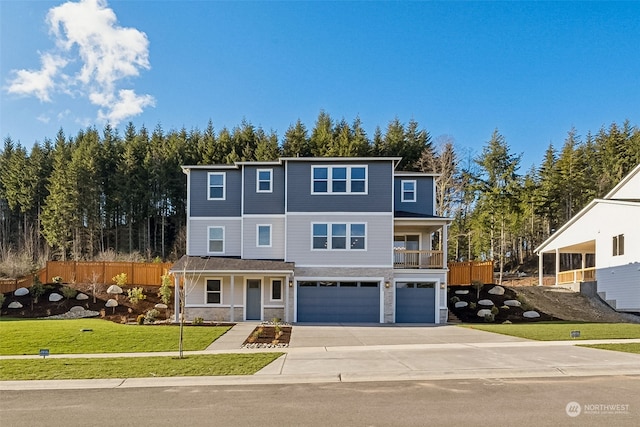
[246,279,261,320]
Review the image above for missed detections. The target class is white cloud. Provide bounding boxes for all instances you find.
[37,114,51,124]
[5,0,154,126]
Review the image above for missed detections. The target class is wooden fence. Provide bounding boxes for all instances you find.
[448,261,494,285]
[0,261,173,294]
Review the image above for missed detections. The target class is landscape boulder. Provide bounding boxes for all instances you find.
[8,301,23,309]
[14,287,29,297]
[523,311,541,319]
[49,293,63,302]
[488,286,505,296]
[69,306,85,313]
[504,299,521,307]
[105,299,118,308]
[454,301,468,308]
[478,299,494,306]
[76,293,89,300]
[106,285,123,295]
[454,290,469,295]
[477,309,493,317]
[155,303,168,309]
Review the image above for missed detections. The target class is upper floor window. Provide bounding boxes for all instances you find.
[401,180,416,202]
[208,172,225,200]
[613,234,625,256]
[208,226,224,253]
[257,224,272,247]
[256,169,272,193]
[312,222,366,250]
[312,165,367,194]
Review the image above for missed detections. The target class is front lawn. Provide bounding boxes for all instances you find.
[0,318,230,355]
[0,353,283,380]
[582,343,640,355]
[462,322,640,341]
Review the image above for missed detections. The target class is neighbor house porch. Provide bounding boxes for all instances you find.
[537,240,596,290]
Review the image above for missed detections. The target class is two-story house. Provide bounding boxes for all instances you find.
[171,157,451,323]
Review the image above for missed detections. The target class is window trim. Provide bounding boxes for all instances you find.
[256,224,272,248]
[256,168,273,193]
[207,172,226,200]
[311,165,368,195]
[311,222,367,251]
[270,279,283,301]
[205,277,223,305]
[207,226,225,254]
[613,234,625,256]
[401,179,417,202]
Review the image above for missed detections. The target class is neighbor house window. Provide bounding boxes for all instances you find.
[206,279,222,304]
[208,172,225,200]
[256,169,272,193]
[311,165,367,194]
[257,224,272,247]
[312,223,366,250]
[271,279,283,301]
[208,226,224,253]
[613,234,625,256]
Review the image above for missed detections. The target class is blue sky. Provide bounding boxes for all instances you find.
[2,0,639,169]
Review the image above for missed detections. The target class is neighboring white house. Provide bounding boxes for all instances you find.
[535,163,640,312]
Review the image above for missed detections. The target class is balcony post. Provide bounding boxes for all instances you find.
[442,225,448,269]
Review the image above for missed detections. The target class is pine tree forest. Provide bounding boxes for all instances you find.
[1,112,639,278]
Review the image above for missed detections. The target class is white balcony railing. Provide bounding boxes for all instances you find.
[394,250,444,269]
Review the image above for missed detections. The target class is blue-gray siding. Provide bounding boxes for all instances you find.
[286,161,393,212]
[190,169,242,217]
[243,165,285,214]
[187,218,241,256]
[394,176,435,215]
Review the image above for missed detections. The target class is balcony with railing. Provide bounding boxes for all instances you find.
[393,250,444,269]
[557,267,596,285]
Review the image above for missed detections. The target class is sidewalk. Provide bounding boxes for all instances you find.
[2,324,640,390]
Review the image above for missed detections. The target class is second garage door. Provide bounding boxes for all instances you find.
[395,281,436,323]
[297,280,380,323]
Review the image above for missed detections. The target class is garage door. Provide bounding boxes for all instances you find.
[297,281,380,323]
[395,281,436,323]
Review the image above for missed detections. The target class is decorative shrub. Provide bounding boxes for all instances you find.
[127,287,146,305]
[112,273,127,287]
[145,308,160,323]
[158,275,172,305]
[490,306,499,315]
[30,279,46,304]
[0,293,5,309]
[52,276,62,284]
[136,314,145,325]
[450,296,460,304]
[61,286,77,300]
[483,313,495,322]
[469,302,477,310]
[193,316,204,325]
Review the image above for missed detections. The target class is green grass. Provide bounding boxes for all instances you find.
[0,318,230,355]
[461,322,640,341]
[0,353,283,380]
[582,343,640,355]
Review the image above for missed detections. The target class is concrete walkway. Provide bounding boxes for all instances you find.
[2,324,640,390]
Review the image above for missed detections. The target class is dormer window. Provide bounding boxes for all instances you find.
[401,180,416,202]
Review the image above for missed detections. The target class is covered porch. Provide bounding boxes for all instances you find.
[537,240,596,290]
[170,256,295,323]
[393,217,449,270]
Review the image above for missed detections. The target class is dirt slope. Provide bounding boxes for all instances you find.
[513,286,640,323]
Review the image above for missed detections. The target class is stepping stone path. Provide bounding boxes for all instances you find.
[488,286,505,295]
[454,301,468,308]
[14,287,29,297]
[76,293,89,300]
[478,299,494,306]
[504,299,521,307]
[455,290,469,295]
[523,311,541,318]
[477,309,493,317]
[49,293,63,302]
[8,301,23,309]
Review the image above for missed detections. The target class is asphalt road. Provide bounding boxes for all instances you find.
[2,375,639,426]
